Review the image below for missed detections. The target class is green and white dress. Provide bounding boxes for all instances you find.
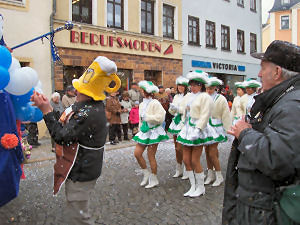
[133,98,169,145]
[168,93,185,135]
[177,92,218,146]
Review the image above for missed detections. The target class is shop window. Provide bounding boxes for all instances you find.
[144,70,161,85]
[107,0,124,29]
[221,25,230,51]
[206,20,216,48]
[163,4,174,39]
[63,66,85,90]
[250,0,256,12]
[188,16,200,45]
[281,15,289,30]
[250,33,257,53]
[117,69,133,91]
[141,0,154,35]
[237,0,244,7]
[237,29,245,53]
[72,0,92,24]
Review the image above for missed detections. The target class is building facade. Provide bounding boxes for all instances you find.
[182,0,262,90]
[53,0,182,91]
[262,0,300,51]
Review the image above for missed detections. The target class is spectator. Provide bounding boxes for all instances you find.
[170,86,176,98]
[50,92,64,152]
[128,82,141,105]
[62,85,76,109]
[106,92,122,145]
[120,91,132,141]
[155,85,170,130]
[25,122,40,147]
[164,87,174,131]
[129,101,140,136]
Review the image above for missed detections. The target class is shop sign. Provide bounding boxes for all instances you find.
[192,60,245,72]
[70,31,173,55]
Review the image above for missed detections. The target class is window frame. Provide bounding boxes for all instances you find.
[250,0,256,12]
[206,20,216,48]
[188,15,200,46]
[280,15,290,30]
[141,0,154,35]
[72,0,93,24]
[163,4,175,39]
[250,33,257,53]
[221,25,230,51]
[237,29,245,53]
[107,0,124,29]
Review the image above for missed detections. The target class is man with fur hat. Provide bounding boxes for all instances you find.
[31,56,121,225]
[223,40,300,225]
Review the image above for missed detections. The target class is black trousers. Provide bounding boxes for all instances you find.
[26,122,39,145]
[109,124,121,142]
[121,123,128,139]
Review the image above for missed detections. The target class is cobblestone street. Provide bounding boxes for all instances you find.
[0,138,233,225]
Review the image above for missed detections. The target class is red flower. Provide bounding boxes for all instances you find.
[1,133,19,149]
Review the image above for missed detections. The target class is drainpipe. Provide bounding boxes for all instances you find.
[50,0,56,92]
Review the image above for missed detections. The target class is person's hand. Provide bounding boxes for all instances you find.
[227,116,252,138]
[30,91,53,115]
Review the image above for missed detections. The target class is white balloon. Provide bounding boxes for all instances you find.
[8,57,21,74]
[34,80,43,94]
[5,67,36,95]
[21,67,39,87]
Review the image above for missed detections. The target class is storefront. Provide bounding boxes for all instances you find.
[53,22,183,92]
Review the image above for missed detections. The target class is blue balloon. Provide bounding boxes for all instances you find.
[0,66,9,90]
[14,102,35,122]
[0,46,12,69]
[30,107,43,122]
[10,88,34,106]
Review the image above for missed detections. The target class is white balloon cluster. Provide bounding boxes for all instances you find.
[4,57,42,96]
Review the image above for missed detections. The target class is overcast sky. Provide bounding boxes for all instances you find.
[262,0,275,24]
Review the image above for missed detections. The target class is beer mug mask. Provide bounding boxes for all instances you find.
[72,56,121,101]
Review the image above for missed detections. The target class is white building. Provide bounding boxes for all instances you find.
[182,0,262,89]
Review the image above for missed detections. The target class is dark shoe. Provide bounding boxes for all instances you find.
[30,142,41,147]
[110,141,117,145]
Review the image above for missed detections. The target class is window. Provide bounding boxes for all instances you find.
[107,0,123,29]
[237,30,245,53]
[250,0,256,11]
[237,0,244,7]
[281,0,290,5]
[221,25,230,50]
[281,15,290,29]
[141,0,154,35]
[188,16,200,45]
[72,0,92,24]
[206,21,216,48]
[163,4,174,39]
[250,33,257,53]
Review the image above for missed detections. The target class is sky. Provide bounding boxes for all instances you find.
[262,0,275,24]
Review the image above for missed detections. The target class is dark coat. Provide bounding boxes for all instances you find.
[106,96,121,124]
[222,75,300,225]
[44,100,107,182]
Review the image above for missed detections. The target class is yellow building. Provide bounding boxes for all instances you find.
[262,0,300,51]
[53,0,183,91]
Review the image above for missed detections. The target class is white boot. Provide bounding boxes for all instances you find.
[189,172,205,197]
[212,171,224,187]
[183,171,196,197]
[181,164,189,180]
[140,169,150,186]
[173,163,183,178]
[145,173,159,189]
[204,169,216,185]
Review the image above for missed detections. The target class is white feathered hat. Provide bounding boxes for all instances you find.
[186,70,209,84]
[176,76,189,86]
[138,80,159,93]
[206,76,223,87]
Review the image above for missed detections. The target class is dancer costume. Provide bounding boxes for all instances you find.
[133,81,169,145]
[241,79,262,117]
[176,71,216,146]
[168,76,189,135]
[231,82,246,125]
